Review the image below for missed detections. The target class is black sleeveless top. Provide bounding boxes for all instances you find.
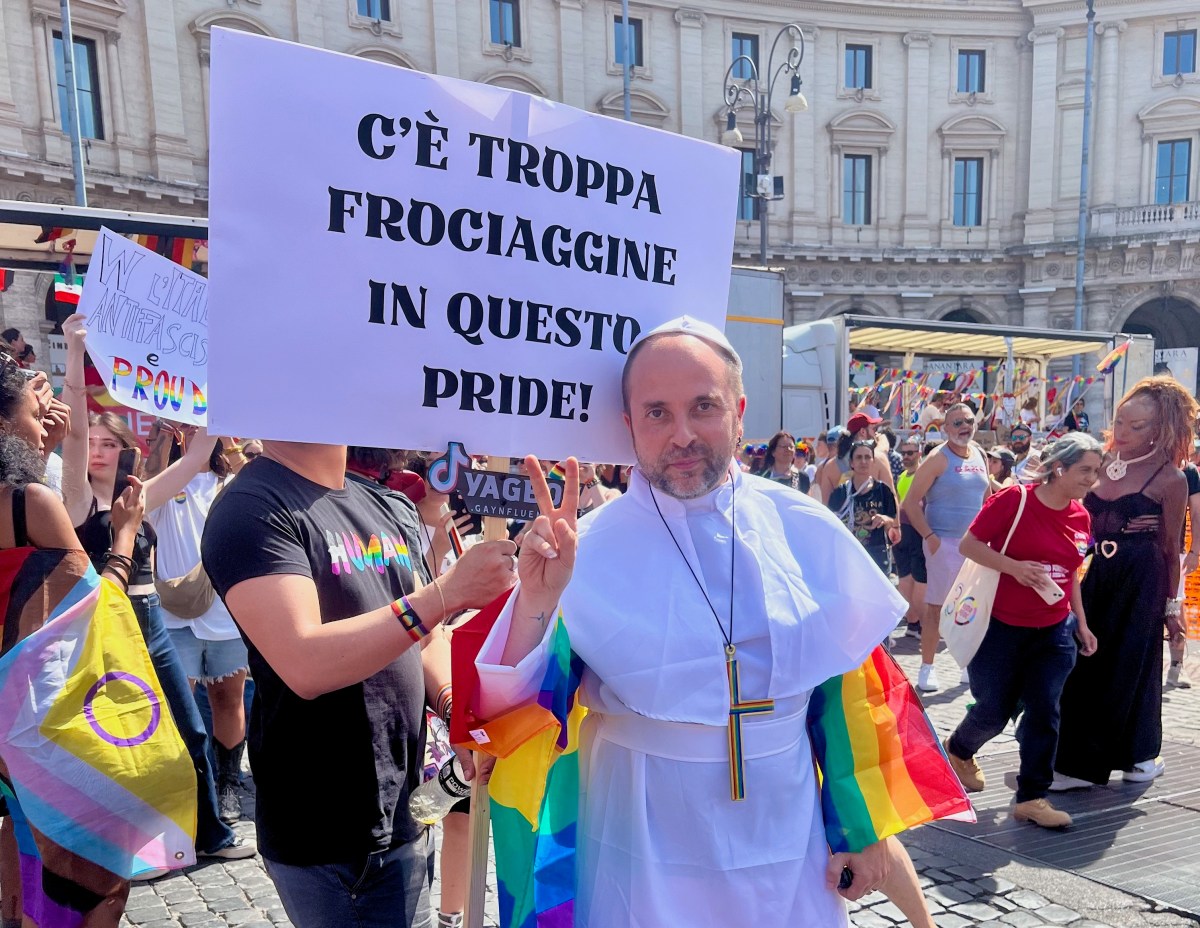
[75,498,157,585]
[1085,463,1167,541]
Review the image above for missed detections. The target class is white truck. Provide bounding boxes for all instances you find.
[779,314,1154,439]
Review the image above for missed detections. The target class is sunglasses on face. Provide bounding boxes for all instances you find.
[948,418,975,428]
[900,449,919,456]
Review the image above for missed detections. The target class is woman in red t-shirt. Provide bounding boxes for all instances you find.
[942,433,1102,830]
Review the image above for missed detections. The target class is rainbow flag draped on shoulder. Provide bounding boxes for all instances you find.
[808,645,974,853]
[451,592,584,928]
[0,549,197,927]
[453,600,971,927]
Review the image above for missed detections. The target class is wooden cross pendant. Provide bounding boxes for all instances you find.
[725,646,774,801]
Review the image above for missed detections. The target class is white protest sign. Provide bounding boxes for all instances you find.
[208,30,738,463]
[1155,347,1198,394]
[76,229,208,425]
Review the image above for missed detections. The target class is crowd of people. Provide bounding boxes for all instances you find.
[1,307,1199,928]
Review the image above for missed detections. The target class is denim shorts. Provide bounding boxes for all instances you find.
[167,626,249,684]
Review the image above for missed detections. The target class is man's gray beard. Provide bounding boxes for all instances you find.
[645,456,725,500]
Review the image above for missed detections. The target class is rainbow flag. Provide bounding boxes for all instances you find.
[0,567,197,925]
[451,593,584,928]
[808,646,974,853]
[1095,340,1130,374]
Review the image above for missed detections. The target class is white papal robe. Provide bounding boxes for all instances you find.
[477,465,906,927]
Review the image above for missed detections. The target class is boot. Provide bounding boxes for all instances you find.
[943,738,985,792]
[1013,798,1072,829]
[215,740,245,825]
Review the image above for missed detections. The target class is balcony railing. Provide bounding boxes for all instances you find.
[1091,200,1200,236]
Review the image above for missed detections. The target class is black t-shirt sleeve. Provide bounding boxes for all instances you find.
[202,487,313,598]
[828,485,846,513]
[880,484,898,518]
[797,471,811,495]
[1187,464,1200,498]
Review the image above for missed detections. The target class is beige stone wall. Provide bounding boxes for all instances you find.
[1,0,1198,363]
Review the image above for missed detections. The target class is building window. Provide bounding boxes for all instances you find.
[614,16,643,68]
[843,154,872,225]
[356,0,390,19]
[1155,139,1192,204]
[52,32,102,140]
[738,149,759,221]
[953,157,984,226]
[732,33,758,80]
[845,44,873,90]
[490,0,520,46]
[1164,30,1197,76]
[956,50,986,93]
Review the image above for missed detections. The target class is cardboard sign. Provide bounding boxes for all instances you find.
[207,30,738,462]
[77,228,208,425]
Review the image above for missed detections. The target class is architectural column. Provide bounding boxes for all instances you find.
[0,8,25,149]
[986,147,1000,246]
[104,31,137,174]
[1092,21,1125,207]
[292,0,325,47]
[674,9,705,138]
[791,25,820,240]
[899,293,933,319]
[901,32,932,246]
[31,13,56,132]
[1019,288,1054,328]
[1085,285,1117,332]
[140,0,193,181]
[430,0,461,78]
[1024,27,1062,242]
[554,0,587,109]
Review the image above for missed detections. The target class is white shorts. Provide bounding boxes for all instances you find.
[924,536,966,606]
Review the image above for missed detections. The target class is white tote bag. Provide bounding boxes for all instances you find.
[939,486,1029,667]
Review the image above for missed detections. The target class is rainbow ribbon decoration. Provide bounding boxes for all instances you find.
[808,646,975,853]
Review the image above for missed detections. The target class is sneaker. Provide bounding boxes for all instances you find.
[218,781,243,825]
[1167,662,1192,689]
[1013,798,1072,829]
[905,623,921,638]
[1049,773,1095,792]
[1123,757,1166,783]
[131,867,170,882]
[199,836,258,860]
[943,738,985,792]
[916,664,940,692]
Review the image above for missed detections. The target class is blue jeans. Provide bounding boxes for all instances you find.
[128,593,236,854]
[265,831,435,928]
[948,615,1078,802]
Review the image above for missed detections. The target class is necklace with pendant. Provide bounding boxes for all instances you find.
[647,470,774,802]
[1105,448,1155,481]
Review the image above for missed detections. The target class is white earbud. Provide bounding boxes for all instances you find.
[1056,468,1063,476]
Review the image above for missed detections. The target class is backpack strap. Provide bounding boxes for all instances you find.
[12,484,28,548]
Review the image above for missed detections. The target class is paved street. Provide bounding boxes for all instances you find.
[119,629,1200,928]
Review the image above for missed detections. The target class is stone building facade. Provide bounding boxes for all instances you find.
[0,0,1198,371]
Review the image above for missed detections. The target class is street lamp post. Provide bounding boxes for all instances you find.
[1072,0,1096,377]
[721,23,808,266]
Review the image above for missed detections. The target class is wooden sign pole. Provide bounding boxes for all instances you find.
[462,455,512,928]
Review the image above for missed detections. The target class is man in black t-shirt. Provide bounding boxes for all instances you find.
[202,441,517,928]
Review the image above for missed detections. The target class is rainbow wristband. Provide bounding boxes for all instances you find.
[391,594,431,643]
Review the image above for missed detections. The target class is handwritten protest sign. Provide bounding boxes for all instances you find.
[207,30,738,462]
[77,228,208,426]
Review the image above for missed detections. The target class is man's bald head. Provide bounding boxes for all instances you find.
[621,331,744,414]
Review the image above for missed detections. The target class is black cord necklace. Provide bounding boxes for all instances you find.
[647,468,738,657]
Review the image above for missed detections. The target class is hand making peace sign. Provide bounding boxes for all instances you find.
[517,455,580,604]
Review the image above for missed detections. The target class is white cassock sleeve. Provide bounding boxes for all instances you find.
[473,582,557,719]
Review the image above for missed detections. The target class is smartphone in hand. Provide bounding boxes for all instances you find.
[111,447,139,505]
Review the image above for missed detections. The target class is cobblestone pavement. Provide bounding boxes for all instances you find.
[118,629,1200,928]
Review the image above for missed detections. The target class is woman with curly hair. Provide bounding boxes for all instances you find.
[1053,376,1199,789]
